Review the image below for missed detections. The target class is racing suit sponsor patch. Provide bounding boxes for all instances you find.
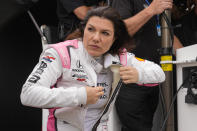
[72,69,85,73]
[27,61,47,83]
[72,74,88,82]
[28,75,40,83]
[135,57,145,62]
[76,60,83,69]
[42,56,55,63]
[97,82,108,87]
[98,83,108,99]
[35,61,47,75]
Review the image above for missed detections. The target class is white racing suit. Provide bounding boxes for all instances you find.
[20,39,165,131]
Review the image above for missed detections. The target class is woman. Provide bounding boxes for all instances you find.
[20,6,165,131]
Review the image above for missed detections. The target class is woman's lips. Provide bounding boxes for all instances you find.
[89,45,99,49]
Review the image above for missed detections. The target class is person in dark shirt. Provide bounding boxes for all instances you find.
[172,0,197,47]
[112,0,182,131]
[57,0,107,41]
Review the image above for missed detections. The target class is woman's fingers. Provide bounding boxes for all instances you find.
[120,66,139,84]
[85,86,104,104]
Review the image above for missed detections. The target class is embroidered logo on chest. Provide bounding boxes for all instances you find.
[71,60,88,82]
[72,74,88,82]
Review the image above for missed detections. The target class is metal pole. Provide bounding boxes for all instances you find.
[160,10,174,131]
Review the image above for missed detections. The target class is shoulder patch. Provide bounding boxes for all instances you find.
[135,57,145,62]
[42,56,56,63]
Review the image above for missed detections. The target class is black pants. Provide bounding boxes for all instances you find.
[115,83,159,131]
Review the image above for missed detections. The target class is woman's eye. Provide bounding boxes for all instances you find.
[88,27,94,32]
[102,31,110,36]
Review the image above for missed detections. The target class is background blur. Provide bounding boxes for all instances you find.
[0,0,57,130]
[0,0,196,130]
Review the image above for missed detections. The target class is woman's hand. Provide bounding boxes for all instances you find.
[85,86,104,105]
[119,66,139,84]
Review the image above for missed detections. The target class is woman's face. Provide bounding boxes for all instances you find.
[83,16,115,57]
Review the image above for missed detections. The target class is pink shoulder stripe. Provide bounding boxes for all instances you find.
[49,39,78,69]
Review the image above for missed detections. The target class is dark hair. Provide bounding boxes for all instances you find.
[66,6,134,54]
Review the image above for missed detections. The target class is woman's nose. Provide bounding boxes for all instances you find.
[92,32,100,42]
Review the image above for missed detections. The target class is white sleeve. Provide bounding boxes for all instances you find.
[20,48,87,108]
[127,53,165,84]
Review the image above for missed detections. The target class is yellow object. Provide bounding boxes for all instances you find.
[135,57,145,62]
[161,55,173,71]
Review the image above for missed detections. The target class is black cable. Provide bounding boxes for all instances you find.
[161,12,175,52]
[159,84,167,125]
[27,10,44,38]
[160,85,182,131]
[92,79,123,131]
[160,73,191,131]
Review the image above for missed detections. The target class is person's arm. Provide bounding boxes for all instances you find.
[124,6,154,36]
[60,0,92,20]
[20,48,87,108]
[121,53,165,84]
[173,35,183,55]
[113,0,173,36]
[74,6,92,20]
